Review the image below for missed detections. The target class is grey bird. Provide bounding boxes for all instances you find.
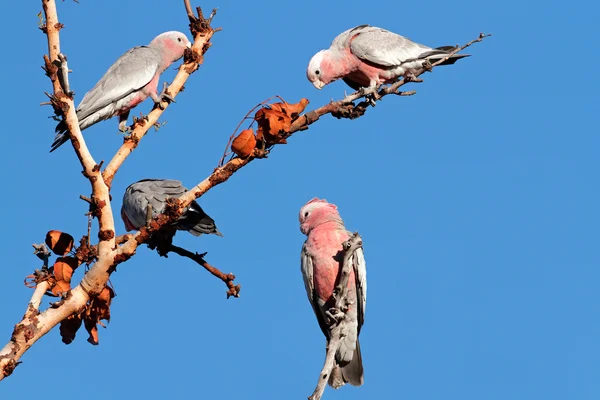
[51,31,191,152]
[306,24,469,90]
[121,179,222,237]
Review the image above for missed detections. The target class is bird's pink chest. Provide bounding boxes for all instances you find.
[308,228,356,303]
[119,74,159,114]
[353,60,399,87]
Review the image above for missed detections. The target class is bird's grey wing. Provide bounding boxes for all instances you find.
[349,27,433,67]
[76,46,161,120]
[329,24,371,50]
[143,179,187,215]
[301,242,330,339]
[122,182,151,228]
[352,246,367,333]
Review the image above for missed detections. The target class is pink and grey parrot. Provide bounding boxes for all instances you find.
[51,31,192,152]
[121,179,222,237]
[306,24,469,90]
[299,198,367,388]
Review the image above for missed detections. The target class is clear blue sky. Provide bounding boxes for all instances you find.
[1,0,598,398]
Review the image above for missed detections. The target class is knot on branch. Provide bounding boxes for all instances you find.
[42,55,59,82]
[331,102,368,120]
[98,229,115,242]
[47,91,70,119]
[24,267,53,289]
[75,236,98,266]
[186,5,220,37]
[0,359,19,379]
[183,47,204,66]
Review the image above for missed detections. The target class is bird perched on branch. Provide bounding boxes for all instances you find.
[299,198,367,388]
[306,24,469,91]
[121,179,222,238]
[51,31,192,152]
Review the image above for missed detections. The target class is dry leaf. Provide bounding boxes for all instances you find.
[270,98,309,119]
[84,318,99,345]
[255,108,291,144]
[83,286,115,345]
[53,256,78,283]
[231,128,257,157]
[45,230,74,256]
[285,98,310,119]
[254,98,309,145]
[51,280,71,296]
[59,314,82,344]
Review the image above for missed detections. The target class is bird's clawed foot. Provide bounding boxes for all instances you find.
[404,72,423,83]
[421,60,433,72]
[326,308,345,324]
[358,85,381,106]
[118,120,132,134]
[153,82,176,110]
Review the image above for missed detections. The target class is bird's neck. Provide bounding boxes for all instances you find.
[313,217,345,232]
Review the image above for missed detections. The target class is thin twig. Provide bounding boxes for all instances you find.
[183,0,194,20]
[308,233,363,400]
[168,244,240,298]
[218,96,281,167]
[26,244,53,316]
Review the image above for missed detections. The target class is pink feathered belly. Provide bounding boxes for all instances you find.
[115,75,159,115]
[311,230,357,303]
[348,63,398,86]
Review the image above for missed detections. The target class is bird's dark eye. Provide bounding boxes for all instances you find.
[315,70,320,76]
[178,38,182,42]
[304,212,309,218]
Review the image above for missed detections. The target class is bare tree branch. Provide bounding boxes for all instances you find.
[0,0,221,380]
[0,0,488,381]
[167,245,241,298]
[307,233,363,400]
[26,244,52,314]
[111,32,490,309]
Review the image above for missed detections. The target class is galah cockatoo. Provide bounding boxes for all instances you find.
[121,179,222,237]
[51,31,192,152]
[306,24,469,90]
[299,198,367,389]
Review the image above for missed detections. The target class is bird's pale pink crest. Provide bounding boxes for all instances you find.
[299,198,339,235]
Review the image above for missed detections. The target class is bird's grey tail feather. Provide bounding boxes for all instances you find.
[50,121,68,152]
[341,339,364,387]
[421,46,470,66]
[178,202,223,237]
[328,339,364,389]
[328,365,345,389]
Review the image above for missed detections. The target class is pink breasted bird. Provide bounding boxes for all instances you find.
[299,198,367,388]
[51,31,192,152]
[306,24,469,91]
[121,179,223,238]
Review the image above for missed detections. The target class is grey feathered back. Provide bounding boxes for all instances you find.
[122,179,223,237]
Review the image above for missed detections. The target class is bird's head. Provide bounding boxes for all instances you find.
[299,198,340,235]
[306,50,332,90]
[150,31,192,62]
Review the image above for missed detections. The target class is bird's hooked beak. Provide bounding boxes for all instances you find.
[186,40,192,49]
[312,80,325,90]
